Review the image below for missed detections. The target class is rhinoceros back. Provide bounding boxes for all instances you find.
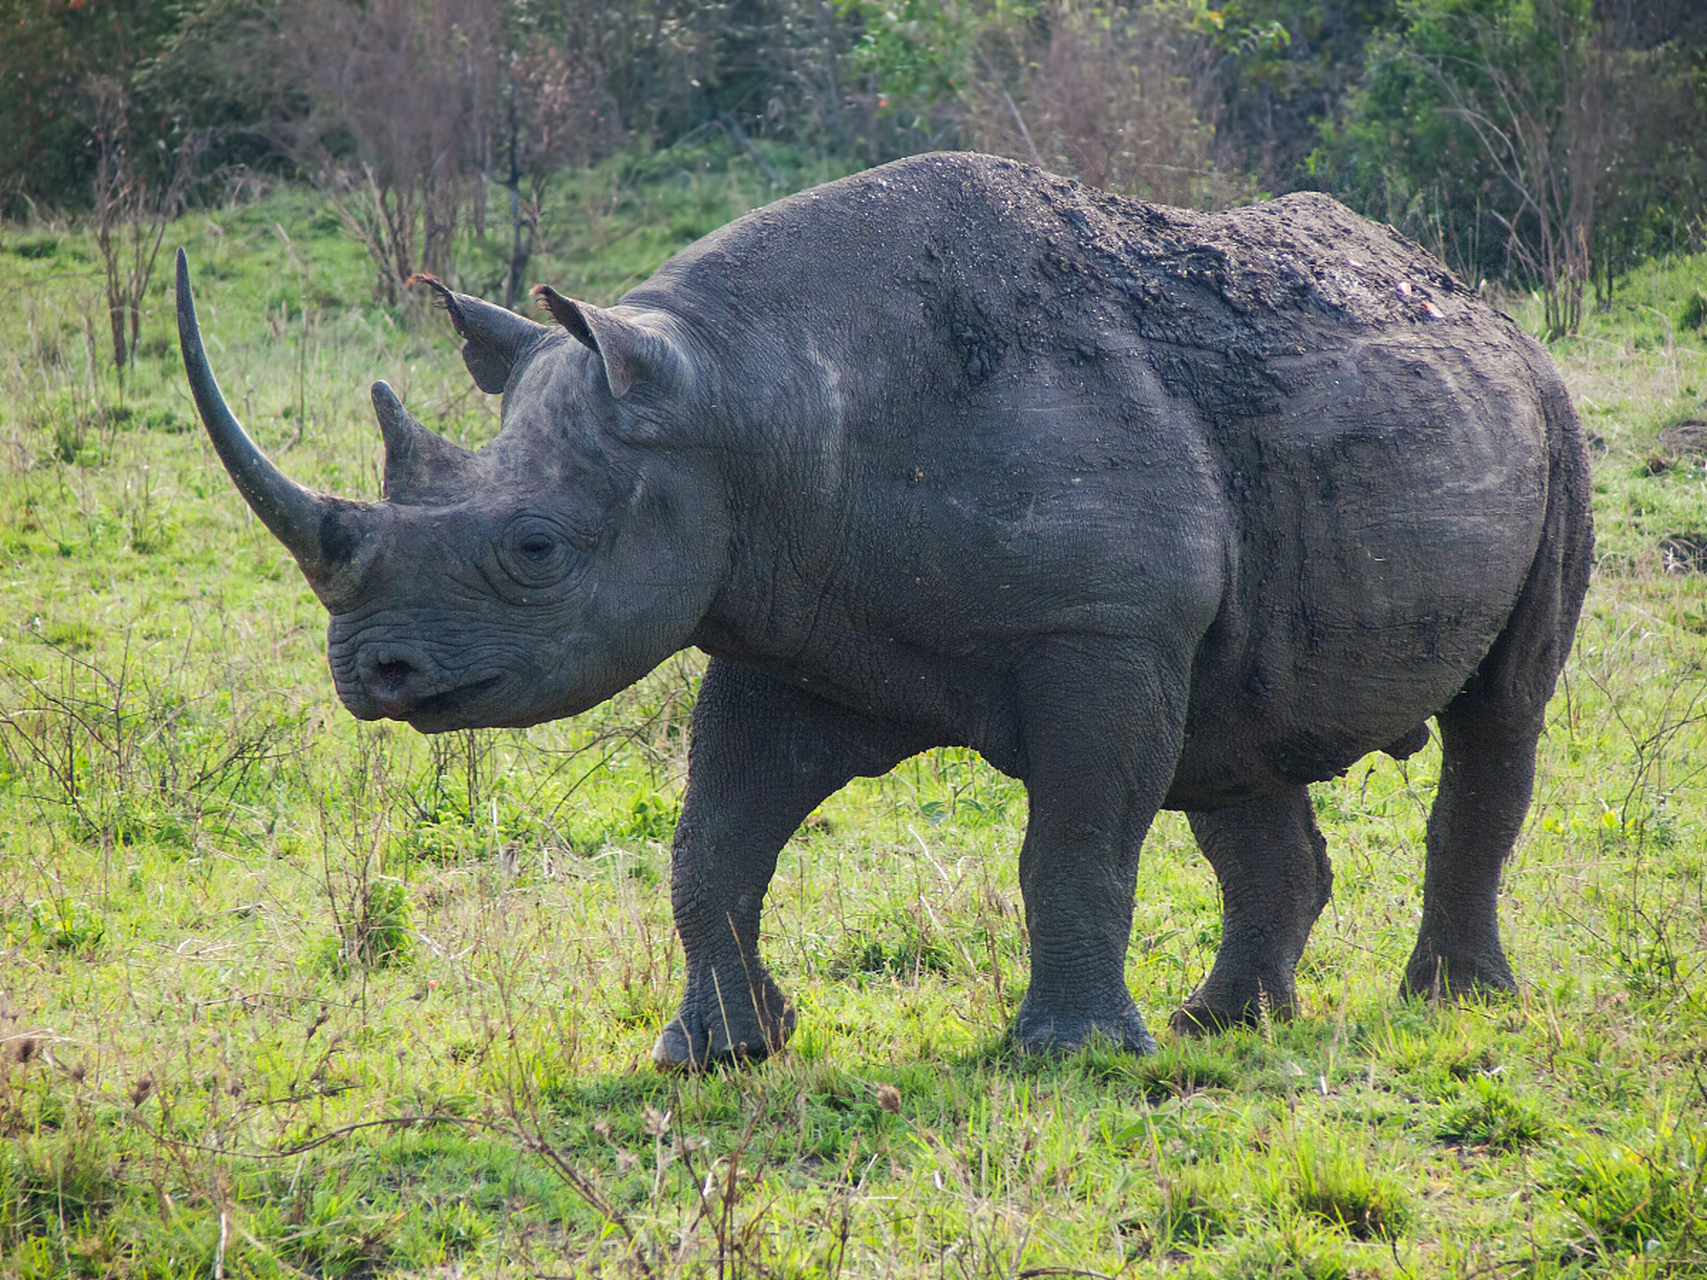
[633,154,1576,802]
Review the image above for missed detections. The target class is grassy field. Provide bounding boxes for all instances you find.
[1,142,1705,1279]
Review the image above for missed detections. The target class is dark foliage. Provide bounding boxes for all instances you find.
[1197,0,1400,191]
[0,0,190,217]
[1310,0,1707,328]
[1,0,1701,315]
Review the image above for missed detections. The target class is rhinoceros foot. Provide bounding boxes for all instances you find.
[1169,967,1298,1036]
[1013,1000,1158,1057]
[651,980,796,1072]
[1399,944,1517,1004]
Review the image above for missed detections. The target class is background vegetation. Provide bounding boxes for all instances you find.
[1,1,1706,1277]
[3,0,1704,323]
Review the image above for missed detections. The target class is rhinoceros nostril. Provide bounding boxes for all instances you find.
[364,653,419,696]
[373,658,412,685]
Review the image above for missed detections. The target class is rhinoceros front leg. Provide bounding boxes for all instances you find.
[653,658,925,1070]
[1174,786,1332,1033]
[1012,637,1193,1057]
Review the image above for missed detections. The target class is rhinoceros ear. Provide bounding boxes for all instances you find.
[411,274,550,394]
[532,284,687,402]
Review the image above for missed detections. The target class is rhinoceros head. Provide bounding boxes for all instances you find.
[176,250,727,732]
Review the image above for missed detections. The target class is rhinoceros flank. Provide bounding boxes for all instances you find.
[177,152,1593,1067]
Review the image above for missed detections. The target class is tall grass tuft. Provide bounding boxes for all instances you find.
[1288,1136,1411,1241]
[1435,1075,1549,1151]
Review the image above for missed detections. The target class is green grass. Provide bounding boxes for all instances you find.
[1,142,1706,1277]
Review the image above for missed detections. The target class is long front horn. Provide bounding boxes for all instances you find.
[177,248,374,607]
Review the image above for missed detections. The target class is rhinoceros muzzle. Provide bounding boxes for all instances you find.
[326,632,499,728]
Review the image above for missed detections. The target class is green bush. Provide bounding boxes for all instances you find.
[314,878,413,976]
[1682,289,1707,331]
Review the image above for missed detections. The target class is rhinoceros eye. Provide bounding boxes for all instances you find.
[499,516,575,589]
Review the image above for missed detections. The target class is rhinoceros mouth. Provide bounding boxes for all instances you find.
[390,675,504,729]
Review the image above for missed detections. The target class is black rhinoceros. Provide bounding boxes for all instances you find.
[178,152,1592,1067]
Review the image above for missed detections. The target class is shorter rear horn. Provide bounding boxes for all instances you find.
[371,380,475,504]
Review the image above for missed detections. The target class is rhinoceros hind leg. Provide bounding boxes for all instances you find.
[1400,697,1536,1001]
[1173,785,1331,1035]
[1404,387,1592,1002]
[656,659,925,1073]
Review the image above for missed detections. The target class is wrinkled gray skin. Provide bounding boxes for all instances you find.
[178,153,1592,1067]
